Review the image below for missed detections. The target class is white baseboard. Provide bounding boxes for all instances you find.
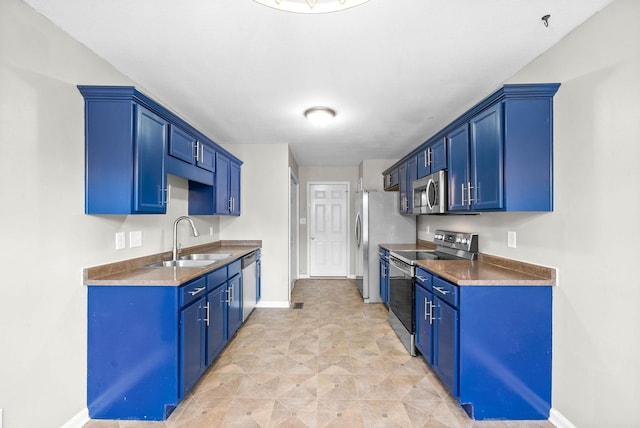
[255,300,290,308]
[347,274,356,279]
[60,408,89,428]
[299,274,310,279]
[549,408,577,428]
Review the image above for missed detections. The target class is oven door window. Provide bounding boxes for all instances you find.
[388,263,414,333]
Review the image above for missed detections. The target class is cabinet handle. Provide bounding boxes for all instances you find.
[194,141,200,162]
[423,150,428,168]
[188,286,206,296]
[204,302,210,326]
[429,301,435,324]
[228,197,233,212]
[424,297,429,321]
[461,183,465,205]
[416,275,427,281]
[226,286,231,304]
[467,181,475,204]
[427,147,432,166]
[433,286,450,295]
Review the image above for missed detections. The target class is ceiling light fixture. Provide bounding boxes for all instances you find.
[304,106,336,127]
[252,0,370,14]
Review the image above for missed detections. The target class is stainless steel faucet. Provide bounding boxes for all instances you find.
[172,216,199,261]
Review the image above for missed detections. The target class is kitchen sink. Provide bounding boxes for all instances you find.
[179,253,231,261]
[144,259,217,268]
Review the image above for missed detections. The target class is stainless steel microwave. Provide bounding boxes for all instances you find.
[412,170,447,214]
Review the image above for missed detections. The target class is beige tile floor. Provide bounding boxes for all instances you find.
[85,278,554,428]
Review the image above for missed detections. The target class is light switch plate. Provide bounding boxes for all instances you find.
[508,231,517,248]
[115,232,125,250]
[300,218,307,225]
[130,231,142,248]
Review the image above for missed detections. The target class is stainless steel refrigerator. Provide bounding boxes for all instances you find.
[355,190,416,303]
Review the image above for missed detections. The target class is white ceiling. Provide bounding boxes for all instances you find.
[24,0,612,166]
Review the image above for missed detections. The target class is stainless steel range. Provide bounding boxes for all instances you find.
[388,230,478,356]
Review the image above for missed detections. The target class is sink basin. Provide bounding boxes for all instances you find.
[144,259,217,268]
[179,253,231,261]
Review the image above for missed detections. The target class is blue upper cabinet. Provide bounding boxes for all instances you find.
[448,103,504,211]
[398,157,417,215]
[135,106,168,213]
[79,86,242,215]
[417,138,447,179]
[385,83,560,213]
[447,124,471,211]
[80,85,168,214]
[213,153,241,216]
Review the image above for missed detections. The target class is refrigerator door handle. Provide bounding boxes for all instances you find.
[355,212,362,248]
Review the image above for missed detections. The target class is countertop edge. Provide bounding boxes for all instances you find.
[84,241,261,286]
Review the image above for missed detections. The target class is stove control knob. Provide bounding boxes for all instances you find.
[461,238,467,244]
[455,237,461,243]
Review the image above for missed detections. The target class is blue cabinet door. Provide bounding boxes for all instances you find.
[416,149,430,179]
[417,138,447,179]
[447,124,470,211]
[470,103,504,210]
[215,153,230,214]
[399,158,417,214]
[379,257,389,305]
[197,143,215,172]
[430,138,447,173]
[434,298,459,397]
[180,298,206,397]
[169,125,196,164]
[415,284,433,364]
[206,284,227,365]
[134,105,167,213]
[229,161,241,215]
[226,274,243,339]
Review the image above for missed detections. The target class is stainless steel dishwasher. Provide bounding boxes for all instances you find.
[241,251,257,321]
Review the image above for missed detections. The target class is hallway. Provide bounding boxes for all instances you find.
[85,279,553,427]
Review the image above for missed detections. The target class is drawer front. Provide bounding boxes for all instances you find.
[180,276,208,307]
[228,259,241,278]
[207,266,228,290]
[432,276,458,307]
[415,267,433,291]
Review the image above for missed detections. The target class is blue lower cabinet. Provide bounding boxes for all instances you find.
[433,297,459,397]
[180,297,206,397]
[87,261,247,420]
[87,286,180,420]
[415,274,552,420]
[206,283,227,365]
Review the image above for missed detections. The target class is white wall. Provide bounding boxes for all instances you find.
[417,1,640,425]
[219,144,291,307]
[0,1,221,426]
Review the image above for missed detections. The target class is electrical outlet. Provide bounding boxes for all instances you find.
[209,226,214,236]
[115,232,125,250]
[508,231,517,248]
[425,225,430,234]
[130,231,142,248]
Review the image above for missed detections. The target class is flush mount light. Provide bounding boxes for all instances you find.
[252,0,370,14]
[304,106,336,127]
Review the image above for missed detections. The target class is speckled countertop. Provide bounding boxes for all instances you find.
[84,240,261,286]
[380,240,555,286]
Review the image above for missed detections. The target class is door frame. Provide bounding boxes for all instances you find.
[306,181,350,278]
[288,167,299,302]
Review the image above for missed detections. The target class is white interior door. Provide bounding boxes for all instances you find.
[289,169,299,299]
[308,183,348,277]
